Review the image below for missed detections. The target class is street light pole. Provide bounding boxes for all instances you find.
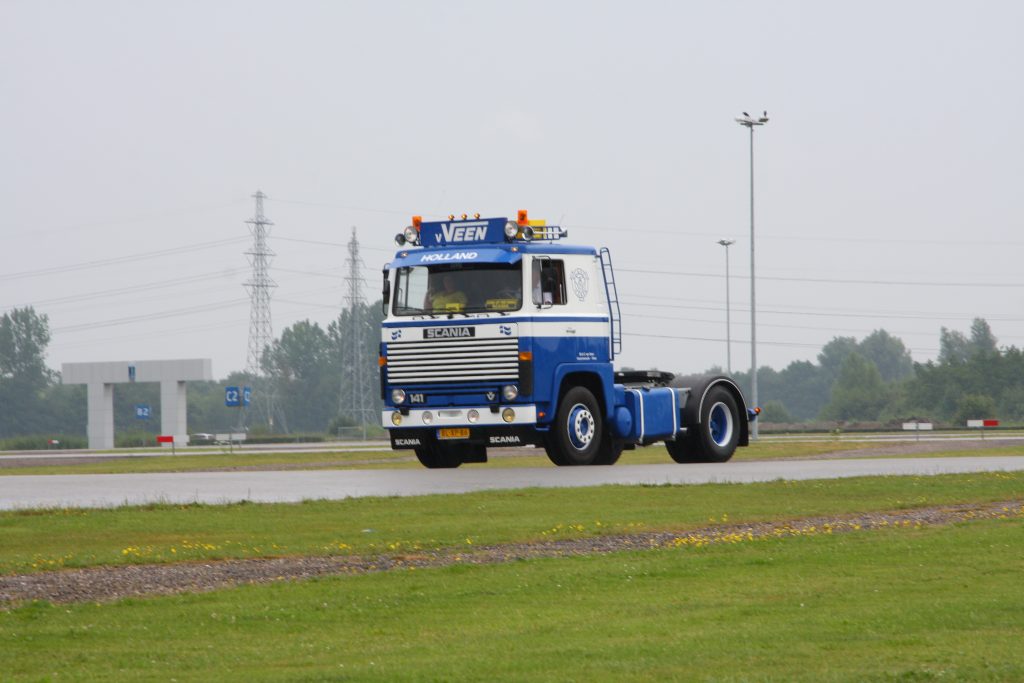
[717,239,735,373]
[735,110,768,439]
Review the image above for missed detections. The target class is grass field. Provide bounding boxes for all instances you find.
[6,438,1023,476]
[3,515,1022,681]
[2,471,1022,575]
[3,468,1023,680]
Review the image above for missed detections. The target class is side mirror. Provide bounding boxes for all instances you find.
[381,268,391,314]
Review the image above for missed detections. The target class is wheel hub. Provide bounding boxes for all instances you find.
[708,401,734,446]
[567,403,595,450]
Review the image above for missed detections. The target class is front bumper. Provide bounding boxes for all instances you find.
[382,404,537,429]
[389,424,542,450]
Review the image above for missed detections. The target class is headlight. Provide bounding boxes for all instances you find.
[467,409,479,423]
[521,226,534,241]
[504,221,519,239]
[391,388,406,405]
[502,385,518,401]
[403,225,419,245]
[422,411,434,425]
[391,411,403,426]
[502,408,515,423]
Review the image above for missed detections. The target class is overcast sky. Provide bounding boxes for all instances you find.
[3,1,1023,380]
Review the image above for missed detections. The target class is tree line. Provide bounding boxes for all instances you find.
[0,303,385,444]
[725,319,1018,426]
[1,305,1020,444]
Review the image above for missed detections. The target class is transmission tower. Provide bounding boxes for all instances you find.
[339,226,373,439]
[242,190,284,431]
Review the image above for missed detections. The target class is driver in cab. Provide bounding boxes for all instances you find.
[429,274,467,312]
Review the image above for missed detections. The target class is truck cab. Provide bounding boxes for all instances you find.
[380,211,753,468]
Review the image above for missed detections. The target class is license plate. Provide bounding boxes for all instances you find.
[437,427,470,440]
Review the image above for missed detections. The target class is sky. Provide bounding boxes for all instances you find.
[3,0,1023,380]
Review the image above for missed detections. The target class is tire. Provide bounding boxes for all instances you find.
[693,385,740,462]
[414,444,463,469]
[543,438,570,466]
[593,440,623,465]
[545,435,620,466]
[665,436,701,463]
[547,386,606,466]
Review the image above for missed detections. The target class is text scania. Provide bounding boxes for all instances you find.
[419,251,478,263]
[425,327,474,339]
[437,222,487,242]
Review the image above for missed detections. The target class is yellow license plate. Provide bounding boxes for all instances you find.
[437,428,470,440]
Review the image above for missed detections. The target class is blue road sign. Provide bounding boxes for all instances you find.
[242,386,252,407]
[225,386,241,407]
[135,404,151,420]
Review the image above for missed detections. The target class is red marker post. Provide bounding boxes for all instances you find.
[966,419,1000,440]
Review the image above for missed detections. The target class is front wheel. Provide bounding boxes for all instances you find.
[547,386,606,466]
[414,444,463,469]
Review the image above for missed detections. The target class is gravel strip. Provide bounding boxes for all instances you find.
[2,499,1021,607]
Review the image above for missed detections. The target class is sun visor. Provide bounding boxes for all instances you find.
[388,247,524,269]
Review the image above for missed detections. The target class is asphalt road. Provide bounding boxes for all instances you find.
[1,456,1023,510]
[3,433,1023,462]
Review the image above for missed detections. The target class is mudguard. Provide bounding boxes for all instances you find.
[679,374,750,447]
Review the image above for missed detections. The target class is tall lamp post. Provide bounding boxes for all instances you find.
[717,239,735,373]
[735,110,768,439]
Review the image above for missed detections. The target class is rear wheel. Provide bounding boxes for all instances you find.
[667,385,741,463]
[698,387,740,462]
[665,436,700,463]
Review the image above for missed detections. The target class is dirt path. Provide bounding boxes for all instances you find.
[3,499,1021,607]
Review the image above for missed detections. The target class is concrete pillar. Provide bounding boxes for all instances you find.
[62,359,212,450]
[86,383,115,450]
[160,380,189,447]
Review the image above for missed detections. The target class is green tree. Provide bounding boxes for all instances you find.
[858,329,914,382]
[969,318,998,356]
[759,400,793,424]
[818,336,859,381]
[329,300,385,430]
[0,307,53,385]
[0,307,56,437]
[938,327,970,365]
[264,320,336,433]
[953,394,997,426]
[820,352,888,421]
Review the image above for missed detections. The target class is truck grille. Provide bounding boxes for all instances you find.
[386,337,519,384]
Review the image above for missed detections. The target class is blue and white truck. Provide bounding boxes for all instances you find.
[380,211,756,468]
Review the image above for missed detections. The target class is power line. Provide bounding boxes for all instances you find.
[2,268,246,312]
[571,222,1024,247]
[623,312,940,339]
[0,237,247,281]
[51,297,249,333]
[616,267,1024,288]
[622,331,940,356]
[275,235,393,253]
[621,299,1024,323]
[268,197,414,217]
[7,198,250,239]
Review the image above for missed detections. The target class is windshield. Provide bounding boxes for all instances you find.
[392,262,523,315]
